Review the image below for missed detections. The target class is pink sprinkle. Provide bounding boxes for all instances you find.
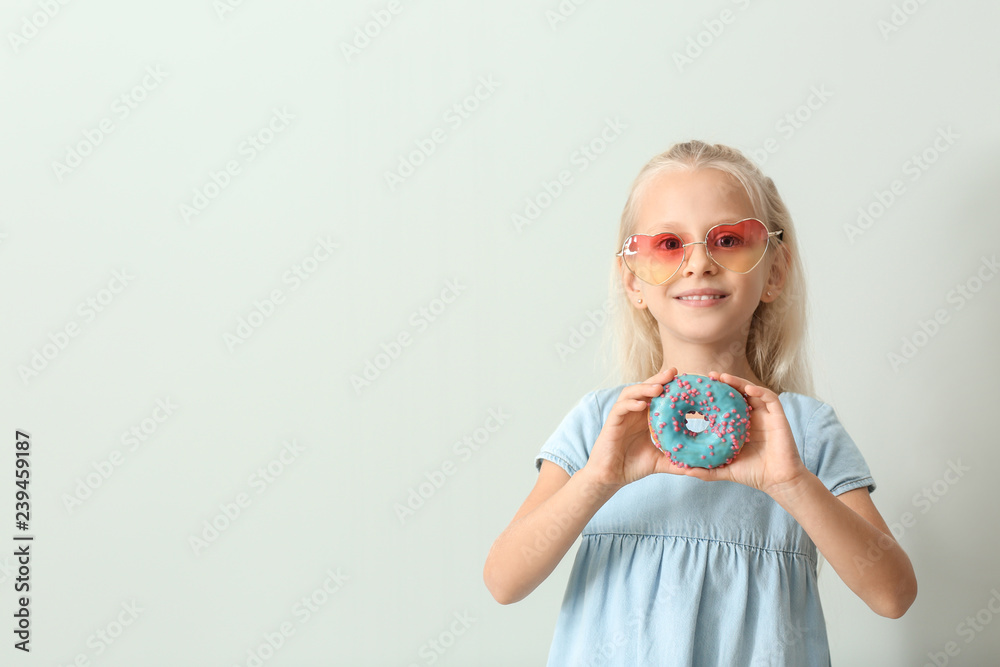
[654,412,660,416]
[729,392,735,398]
[697,378,703,383]
[701,455,706,459]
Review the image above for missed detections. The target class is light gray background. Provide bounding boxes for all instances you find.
[2,1,999,665]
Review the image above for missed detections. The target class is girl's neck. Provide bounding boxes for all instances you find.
[658,347,766,390]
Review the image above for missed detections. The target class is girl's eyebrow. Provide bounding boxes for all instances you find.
[658,217,749,227]
[648,217,749,234]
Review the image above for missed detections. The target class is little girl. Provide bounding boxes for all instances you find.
[483,140,917,666]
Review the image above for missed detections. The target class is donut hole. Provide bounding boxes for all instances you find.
[683,410,709,434]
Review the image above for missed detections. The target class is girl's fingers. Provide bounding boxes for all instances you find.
[607,398,643,424]
[620,371,675,403]
[655,455,730,482]
[717,372,784,416]
[608,367,677,426]
[644,367,676,384]
[713,371,751,394]
[672,464,714,482]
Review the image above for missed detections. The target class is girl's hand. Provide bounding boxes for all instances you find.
[662,371,809,495]
[580,368,681,494]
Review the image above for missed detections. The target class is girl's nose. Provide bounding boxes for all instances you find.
[682,241,719,275]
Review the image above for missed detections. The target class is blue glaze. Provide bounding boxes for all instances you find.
[648,373,750,469]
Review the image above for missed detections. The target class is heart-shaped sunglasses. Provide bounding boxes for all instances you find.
[617,218,783,285]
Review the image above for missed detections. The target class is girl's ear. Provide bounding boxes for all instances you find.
[619,258,646,308]
[764,243,790,301]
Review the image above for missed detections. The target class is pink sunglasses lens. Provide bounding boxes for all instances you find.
[706,219,770,272]
[622,219,771,283]
[621,233,684,284]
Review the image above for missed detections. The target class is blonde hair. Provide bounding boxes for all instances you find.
[599,140,814,397]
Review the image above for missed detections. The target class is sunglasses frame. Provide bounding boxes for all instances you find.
[616,218,784,286]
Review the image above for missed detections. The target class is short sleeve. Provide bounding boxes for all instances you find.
[804,401,877,496]
[534,390,604,476]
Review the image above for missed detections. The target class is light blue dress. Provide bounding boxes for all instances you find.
[534,384,876,666]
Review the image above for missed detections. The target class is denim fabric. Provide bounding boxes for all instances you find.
[534,385,876,666]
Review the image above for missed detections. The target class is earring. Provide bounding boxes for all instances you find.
[767,292,771,296]
[637,298,643,304]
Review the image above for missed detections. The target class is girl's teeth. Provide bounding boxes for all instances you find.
[679,295,724,300]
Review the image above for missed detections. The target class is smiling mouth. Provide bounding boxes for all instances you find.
[676,295,726,301]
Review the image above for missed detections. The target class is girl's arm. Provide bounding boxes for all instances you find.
[484,369,678,605]
[767,474,917,618]
[674,371,917,619]
[483,460,616,605]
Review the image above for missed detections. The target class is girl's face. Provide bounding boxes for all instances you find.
[622,167,781,348]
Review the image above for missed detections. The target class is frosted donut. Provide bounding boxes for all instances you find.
[647,373,752,469]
